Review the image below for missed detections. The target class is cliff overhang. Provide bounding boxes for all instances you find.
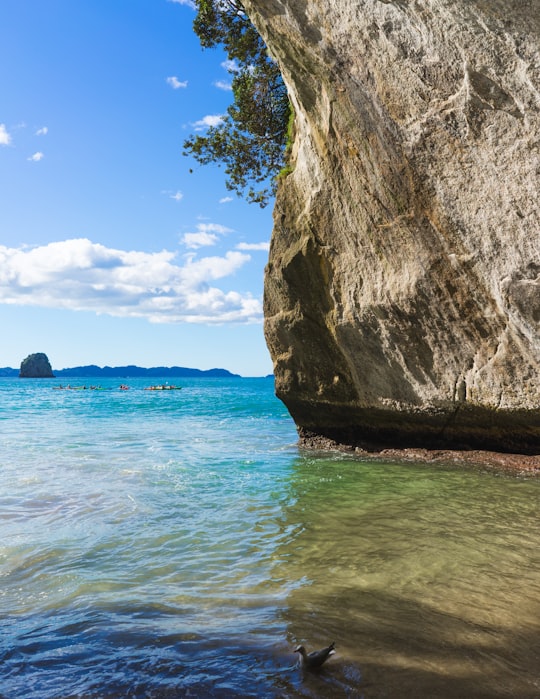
[243,0,540,454]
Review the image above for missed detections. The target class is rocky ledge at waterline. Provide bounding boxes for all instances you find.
[244,0,540,455]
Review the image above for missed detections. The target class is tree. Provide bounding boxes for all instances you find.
[183,0,290,207]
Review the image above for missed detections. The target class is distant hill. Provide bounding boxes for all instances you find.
[0,367,18,377]
[0,365,239,378]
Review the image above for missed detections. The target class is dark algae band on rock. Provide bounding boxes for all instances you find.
[240,0,540,455]
[292,402,540,456]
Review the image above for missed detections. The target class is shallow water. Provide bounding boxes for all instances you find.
[0,377,538,698]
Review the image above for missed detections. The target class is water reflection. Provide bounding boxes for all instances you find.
[1,432,539,697]
[277,454,540,698]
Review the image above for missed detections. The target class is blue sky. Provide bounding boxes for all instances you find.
[0,0,275,376]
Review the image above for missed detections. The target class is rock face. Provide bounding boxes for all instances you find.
[243,0,540,453]
[19,353,55,378]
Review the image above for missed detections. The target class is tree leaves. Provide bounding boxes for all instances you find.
[184,0,290,207]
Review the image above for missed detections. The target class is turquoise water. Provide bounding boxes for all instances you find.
[0,377,538,698]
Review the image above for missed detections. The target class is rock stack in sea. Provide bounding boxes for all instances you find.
[19,353,55,378]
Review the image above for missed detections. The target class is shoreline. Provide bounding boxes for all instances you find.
[299,433,540,477]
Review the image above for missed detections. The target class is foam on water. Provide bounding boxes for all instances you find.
[0,377,539,697]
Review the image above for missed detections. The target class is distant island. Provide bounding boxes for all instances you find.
[1,363,240,379]
[19,352,55,378]
[54,365,240,378]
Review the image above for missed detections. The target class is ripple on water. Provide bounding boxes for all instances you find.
[0,378,538,697]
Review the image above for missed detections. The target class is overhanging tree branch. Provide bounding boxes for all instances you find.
[183,0,290,207]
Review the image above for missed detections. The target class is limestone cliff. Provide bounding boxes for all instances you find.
[244,0,540,453]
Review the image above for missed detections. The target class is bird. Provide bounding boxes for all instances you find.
[294,641,336,669]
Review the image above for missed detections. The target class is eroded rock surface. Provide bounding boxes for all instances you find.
[244,0,540,453]
[19,353,55,378]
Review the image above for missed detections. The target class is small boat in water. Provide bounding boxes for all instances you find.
[53,385,88,390]
[53,385,113,391]
[144,384,182,391]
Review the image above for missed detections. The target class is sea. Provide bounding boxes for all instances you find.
[0,376,539,699]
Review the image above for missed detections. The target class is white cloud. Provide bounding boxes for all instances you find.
[219,196,234,204]
[214,80,232,91]
[197,223,234,235]
[236,242,270,251]
[181,250,249,285]
[35,126,48,136]
[180,222,234,249]
[168,0,195,7]
[193,114,225,131]
[28,151,44,162]
[221,59,239,73]
[161,189,184,202]
[0,239,261,324]
[182,232,219,249]
[166,76,188,89]
[0,124,12,146]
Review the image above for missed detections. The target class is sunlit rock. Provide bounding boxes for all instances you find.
[244,0,540,453]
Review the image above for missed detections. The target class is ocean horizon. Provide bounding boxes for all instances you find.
[1,376,539,697]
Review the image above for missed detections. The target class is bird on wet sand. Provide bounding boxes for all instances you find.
[294,641,336,669]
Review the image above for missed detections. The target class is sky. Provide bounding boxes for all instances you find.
[0,0,276,377]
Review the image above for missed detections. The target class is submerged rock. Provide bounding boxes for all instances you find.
[244,0,540,453]
[19,353,55,378]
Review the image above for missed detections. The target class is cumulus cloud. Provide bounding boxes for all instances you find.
[221,59,239,73]
[183,232,219,249]
[166,76,188,89]
[214,80,232,91]
[168,0,195,7]
[28,151,44,162]
[198,223,234,235]
[180,222,234,249]
[35,126,48,136]
[0,239,260,324]
[219,196,234,204]
[0,124,12,146]
[236,242,270,251]
[193,114,225,131]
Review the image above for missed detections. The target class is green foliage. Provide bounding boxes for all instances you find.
[184,0,290,207]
